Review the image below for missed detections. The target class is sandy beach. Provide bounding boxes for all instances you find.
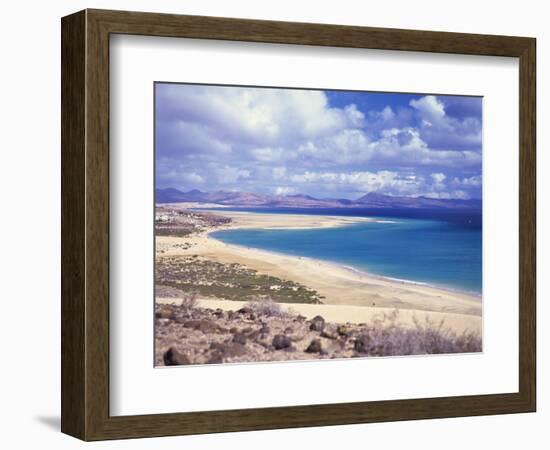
[198,209,378,229]
[156,210,482,335]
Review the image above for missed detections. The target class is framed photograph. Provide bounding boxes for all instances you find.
[61,9,536,440]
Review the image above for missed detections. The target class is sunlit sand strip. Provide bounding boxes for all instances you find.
[156,298,481,335]
[199,210,379,229]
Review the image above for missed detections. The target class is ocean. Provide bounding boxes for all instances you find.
[209,208,482,294]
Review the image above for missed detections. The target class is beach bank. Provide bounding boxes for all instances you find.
[156,211,482,324]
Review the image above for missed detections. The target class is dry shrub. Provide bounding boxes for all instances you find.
[356,310,481,356]
[244,297,289,317]
[180,291,198,311]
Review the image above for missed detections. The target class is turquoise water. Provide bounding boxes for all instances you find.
[211,213,482,294]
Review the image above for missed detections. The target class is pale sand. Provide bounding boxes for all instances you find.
[157,298,481,335]
[198,209,378,229]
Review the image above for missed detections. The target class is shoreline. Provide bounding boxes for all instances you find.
[156,211,482,319]
[211,232,482,300]
[206,210,481,299]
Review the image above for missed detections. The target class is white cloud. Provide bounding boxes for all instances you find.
[185,172,205,184]
[370,127,481,168]
[274,186,296,196]
[156,86,482,199]
[451,175,482,187]
[250,147,296,163]
[272,167,287,180]
[157,85,363,150]
[297,129,372,165]
[409,95,482,151]
[410,95,446,123]
[291,170,424,196]
[431,173,447,183]
[214,165,251,183]
[288,169,470,199]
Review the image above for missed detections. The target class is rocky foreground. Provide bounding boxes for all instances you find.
[155,299,481,366]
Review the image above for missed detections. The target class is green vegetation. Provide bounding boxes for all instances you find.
[155,227,194,237]
[156,256,323,304]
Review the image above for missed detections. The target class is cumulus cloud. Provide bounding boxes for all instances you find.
[274,186,296,196]
[451,175,482,187]
[409,95,482,151]
[214,165,251,183]
[289,170,468,199]
[155,84,482,199]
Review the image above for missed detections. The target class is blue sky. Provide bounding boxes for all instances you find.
[155,83,482,200]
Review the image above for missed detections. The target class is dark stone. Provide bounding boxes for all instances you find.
[272,334,292,350]
[321,330,337,339]
[246,329,261,341]
[206,352,223,364]
[284,326,294,334]
[337,325,352,337]
[182,319,226,334]
[232,332,247,345]
[155,307,174,320]
[163,347,191,366]
[208,342,248,362]
[237,307,253,315]
[305,339,323,353]
[229,327,239,334]
[309,315,326,332]
[354,334,371,353]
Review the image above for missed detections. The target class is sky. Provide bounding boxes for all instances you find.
[155,83,482,200]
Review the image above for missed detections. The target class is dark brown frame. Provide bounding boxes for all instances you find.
[61,8,536,441]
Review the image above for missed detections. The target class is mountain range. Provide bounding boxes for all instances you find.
[156,188,482,210]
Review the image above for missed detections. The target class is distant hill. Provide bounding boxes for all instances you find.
[354,192,482,209]
[156,188,481,210]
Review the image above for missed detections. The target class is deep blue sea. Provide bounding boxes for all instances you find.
[209,208,482,294]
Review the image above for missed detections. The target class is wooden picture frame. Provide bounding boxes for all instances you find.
[61,9,536,441]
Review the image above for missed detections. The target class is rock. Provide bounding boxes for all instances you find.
[337,325,352,337]
[272,334,292,350]
[232,332,247,345]
[354,334,371,353]
[163,347,191,366]
[237,306,253,315]
[229,327,239,334]
[155,307,174,320]
[182,319,226,334]
[305,339,323,353]
[284,326,294,334]
[309,315,326,332]
[246,329,261,341]
[206,352,223,364]
[259,324,271,337]
[320,325,338,339]
[208,342,248,362]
